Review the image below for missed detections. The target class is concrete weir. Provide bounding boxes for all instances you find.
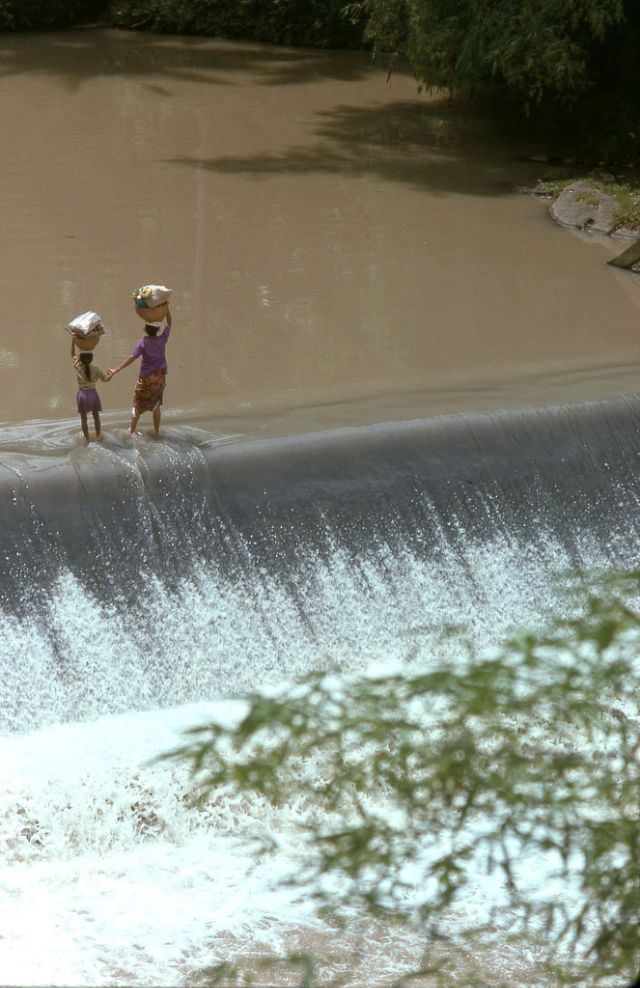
[0,395,639,603]
[1,396,640,734]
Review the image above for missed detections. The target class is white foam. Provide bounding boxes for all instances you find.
[1,524,603,735]
[0,525,615,983]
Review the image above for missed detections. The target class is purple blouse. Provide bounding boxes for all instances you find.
[131,325,171,377]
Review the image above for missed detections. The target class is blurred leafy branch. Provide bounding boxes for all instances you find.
[165,573,640,987]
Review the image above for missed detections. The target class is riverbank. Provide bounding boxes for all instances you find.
[529,171,640,250]
[0,0,362,48]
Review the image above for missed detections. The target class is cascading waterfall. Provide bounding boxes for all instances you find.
[2,397,640,984]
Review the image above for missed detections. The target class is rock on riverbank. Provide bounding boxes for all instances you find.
[548,179,639,240]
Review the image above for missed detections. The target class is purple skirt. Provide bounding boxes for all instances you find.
[76,388,102,415]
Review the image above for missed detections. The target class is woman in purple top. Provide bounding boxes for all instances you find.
[109,308,172,435]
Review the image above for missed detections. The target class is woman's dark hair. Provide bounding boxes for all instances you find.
[79,352,93,381]
[145,323,161,337]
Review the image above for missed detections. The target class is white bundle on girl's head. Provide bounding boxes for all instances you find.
[67,311,105,336]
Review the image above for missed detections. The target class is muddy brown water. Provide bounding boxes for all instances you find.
[0,28,639,439]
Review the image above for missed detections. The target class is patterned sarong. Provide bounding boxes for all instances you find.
[132,369,166,414]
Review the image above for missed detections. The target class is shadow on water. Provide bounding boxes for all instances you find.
[0,28,541,196]
[163,98,529,196]
[0,27,376,89]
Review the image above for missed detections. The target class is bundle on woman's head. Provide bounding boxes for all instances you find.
[130,285,173,309]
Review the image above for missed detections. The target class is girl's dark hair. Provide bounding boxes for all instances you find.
[145,323,161,337]
[79,352,93,381]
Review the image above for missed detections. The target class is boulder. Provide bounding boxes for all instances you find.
[549,180,617,234]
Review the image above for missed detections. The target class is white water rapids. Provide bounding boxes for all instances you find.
[0,514,614,985]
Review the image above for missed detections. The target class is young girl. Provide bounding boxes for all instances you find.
[71,339,110,442]
[108,307,172,436]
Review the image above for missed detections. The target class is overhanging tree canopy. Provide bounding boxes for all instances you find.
[348,0,628,103]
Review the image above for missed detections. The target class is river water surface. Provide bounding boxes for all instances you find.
[1,29,640,432]
[1,28,640,987]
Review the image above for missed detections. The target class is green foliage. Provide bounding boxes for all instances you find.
[166,573,640,985]
[346,0,640,164]
[348,0,626,102]
[0,0,103,29]
[104,0,361,48]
